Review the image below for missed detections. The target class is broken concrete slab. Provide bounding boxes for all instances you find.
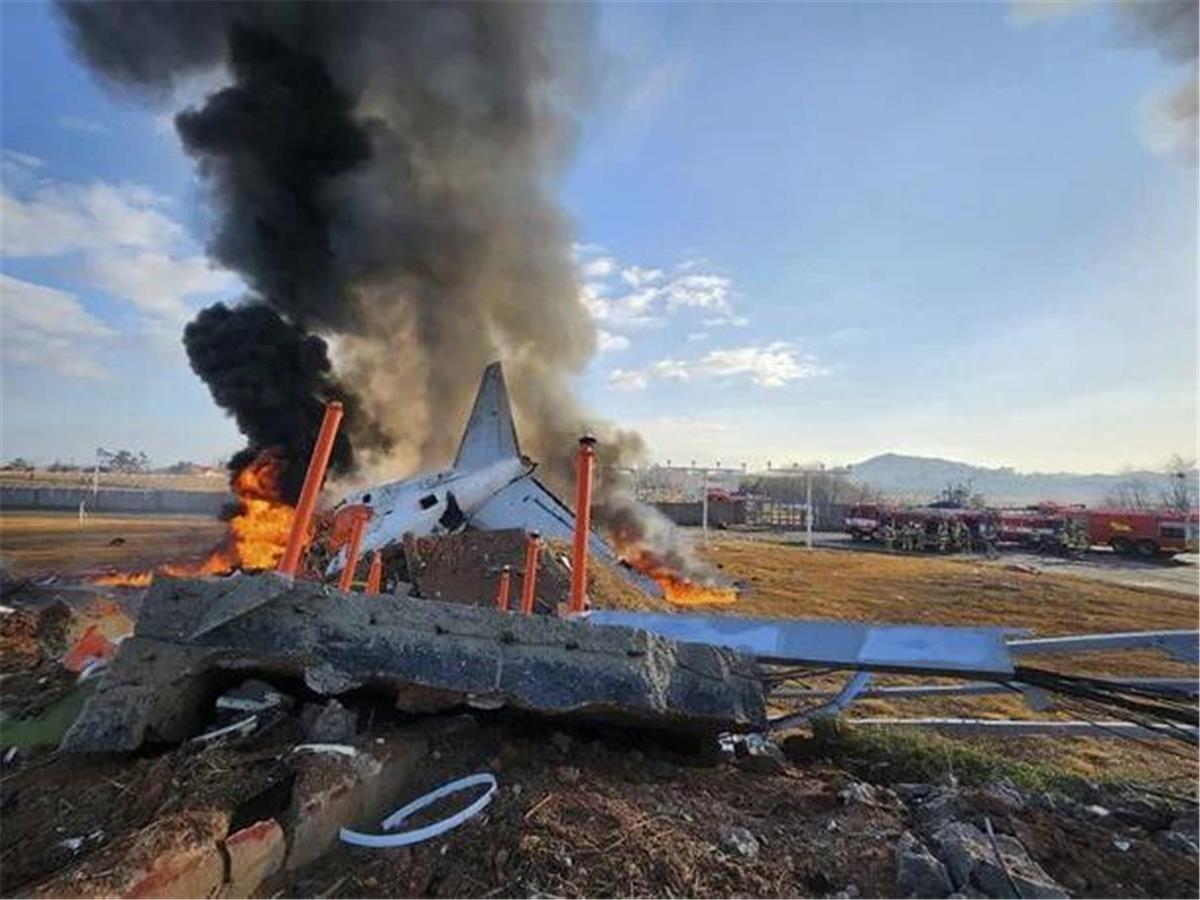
[222,819,286,898]
[62,574,764,753]
[284,736,427,871]
[31,810,229,899]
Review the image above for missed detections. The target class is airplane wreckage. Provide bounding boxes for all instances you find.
[64,364,1199,753]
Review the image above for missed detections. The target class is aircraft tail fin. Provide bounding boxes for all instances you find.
[454,362,521,471]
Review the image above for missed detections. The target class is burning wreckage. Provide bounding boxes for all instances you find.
[62,363,1200,757]
[3,362,1198,898]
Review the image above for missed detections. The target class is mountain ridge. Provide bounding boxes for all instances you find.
[847,452,1198,506]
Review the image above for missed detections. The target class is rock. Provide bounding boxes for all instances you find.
[31,810,229,899]
[222,819,285,898]
[838,781,878,806]
[972,833,1068,899]
[929,821,989,889]
[1154,831,1199,856]
[895,832,953,898]
[718,825,760,859]
[929,821,1067,899]
[731,734,789,775]
[1082,804,1110,819]
[550,731,572,755]
[1172,812,1200,836]
[912,787,961,831]
[1113,799,1172,831]
[979,783,1025,812]
[303,699,356,743]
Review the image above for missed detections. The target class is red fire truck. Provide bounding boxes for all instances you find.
[1080,508,1199,557]
[848,503,1199,557]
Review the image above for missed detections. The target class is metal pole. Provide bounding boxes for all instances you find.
[568,435,597,614]
[365,551,383,595]
[702,468,709,544]
[494,565,512,611]
[806,470,813,549]
[278,401,344,578]
[337,510,369,592]
[519,531,541,615]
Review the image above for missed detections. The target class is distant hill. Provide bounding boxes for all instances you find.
[848,453,1198,507]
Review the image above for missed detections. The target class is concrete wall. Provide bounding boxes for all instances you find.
[0,485,230,516]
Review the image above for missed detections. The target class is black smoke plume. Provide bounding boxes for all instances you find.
[59,1,698,575]
[57,1,598,486]
[183,303,357,502]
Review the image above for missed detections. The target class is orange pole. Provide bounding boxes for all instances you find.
[365,551,383,594]
[494,565,512,611]
[337,512,369,592]
[518,531,541,615]
[567,435,597,614]
[278,401,344,578]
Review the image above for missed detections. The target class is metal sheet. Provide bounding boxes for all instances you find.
[1008,630,1200,664]
[846,717,1199,742]
[772,676,1199,701]
[585,611,1015,676]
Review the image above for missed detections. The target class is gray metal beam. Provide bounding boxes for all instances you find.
[771,677,1199,701]
[585,611,1016,676]
[845,717,1199,742]
[1007,630,1199,664]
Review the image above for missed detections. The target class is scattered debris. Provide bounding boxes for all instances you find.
[718,824,761,859]
[339,773,498,849]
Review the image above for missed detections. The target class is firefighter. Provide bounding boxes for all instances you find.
[935,520,950,553]
[879,522,896,551]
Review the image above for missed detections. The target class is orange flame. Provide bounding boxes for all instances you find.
[94,452,296,587]
[614,542,738,607]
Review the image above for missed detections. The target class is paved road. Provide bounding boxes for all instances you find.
[694,527,1199,598]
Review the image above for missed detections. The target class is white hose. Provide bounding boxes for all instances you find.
[339,772,498,848]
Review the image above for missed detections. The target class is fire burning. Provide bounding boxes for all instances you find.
[615,544,738,607]
[94,452,295,587]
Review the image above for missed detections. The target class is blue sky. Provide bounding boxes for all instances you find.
[2,1,1196,473]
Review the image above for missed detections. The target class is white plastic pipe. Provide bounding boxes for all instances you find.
[339,773,498,849]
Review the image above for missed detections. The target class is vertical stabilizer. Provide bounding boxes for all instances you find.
[454,362,521,470]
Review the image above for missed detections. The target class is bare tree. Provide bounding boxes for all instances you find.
[1161,454,1197,512]
[1105,470,1153,509]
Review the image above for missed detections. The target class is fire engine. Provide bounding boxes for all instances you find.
[847,502,1199,557]
[1080,508,1199,557]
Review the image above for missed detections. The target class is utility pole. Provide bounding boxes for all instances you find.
[701,467,710,544]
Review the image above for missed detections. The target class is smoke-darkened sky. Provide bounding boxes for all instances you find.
[2,1,1196,474]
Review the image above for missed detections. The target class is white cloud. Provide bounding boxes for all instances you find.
[83,250,236,321]
[1,180,182,257]
[597,329,630,352]
[686,331,709,342]
[608,342,826,392]
[1,274,114,378]
[608,368,651,392]
[582,256,617,279]
[663,272,732,312]
[576,245,746,336]
[0,160,239,343]
[57,114,111,135]
[620,265,664,288]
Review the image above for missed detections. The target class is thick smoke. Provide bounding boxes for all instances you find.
[58,1,697,570]
[57,2,600,478]
[1117,0,1198,162]
[183,303,361,502]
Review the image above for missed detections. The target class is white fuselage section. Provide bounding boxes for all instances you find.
[336,456,530,564]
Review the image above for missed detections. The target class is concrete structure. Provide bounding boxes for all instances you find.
[0,485,229,516]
